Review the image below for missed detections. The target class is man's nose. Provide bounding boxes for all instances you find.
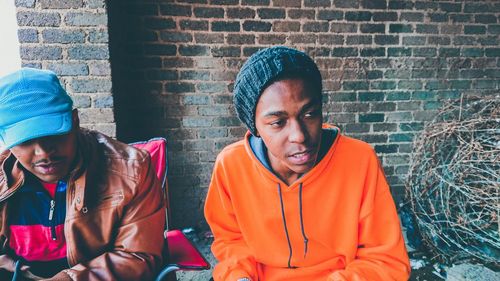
[288,121,307,143]
[34,138,56,156]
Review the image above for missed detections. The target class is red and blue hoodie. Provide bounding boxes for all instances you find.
[8,171,68,278]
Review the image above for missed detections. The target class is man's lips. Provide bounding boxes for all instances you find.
[288,149,315,165]
[34,160,64,174]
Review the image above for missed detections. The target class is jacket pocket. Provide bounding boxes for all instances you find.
[93,191,124,210]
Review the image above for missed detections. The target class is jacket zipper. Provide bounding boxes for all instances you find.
[48,199,56,240]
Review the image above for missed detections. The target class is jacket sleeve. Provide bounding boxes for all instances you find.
[204,159,258,281]
[328,152,411,281]
[50,154,166,281]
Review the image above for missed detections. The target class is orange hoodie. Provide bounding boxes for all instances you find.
[205,128,410,281]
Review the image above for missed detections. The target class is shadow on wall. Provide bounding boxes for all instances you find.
[107,1,166,143]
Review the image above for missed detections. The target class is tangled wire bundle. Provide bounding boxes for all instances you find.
[407,98,500,265]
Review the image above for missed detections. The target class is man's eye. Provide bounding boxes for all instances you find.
[270,120,285,127]
[304,110,320,118]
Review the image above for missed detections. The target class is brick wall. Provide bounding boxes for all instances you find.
[113,0,498,229]
[15,0,115,137]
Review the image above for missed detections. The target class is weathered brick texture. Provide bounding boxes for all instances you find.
[96,0,500,229]
[15,0,115,137]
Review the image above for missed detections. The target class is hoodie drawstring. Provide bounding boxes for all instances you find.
[298,183,309,258]
[277,183,294,268]
[277,182,309,268]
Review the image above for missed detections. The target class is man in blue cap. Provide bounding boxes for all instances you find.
[0,68,165,280]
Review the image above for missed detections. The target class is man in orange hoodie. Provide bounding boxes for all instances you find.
[204,46,410,281]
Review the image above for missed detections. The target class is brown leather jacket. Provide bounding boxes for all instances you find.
[0,130,166,281]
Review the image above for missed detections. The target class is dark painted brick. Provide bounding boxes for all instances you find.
[195,33,224,43]
[360,24,385,33]
[165,82,195,93]
[371,81,397,90]
[387,47,411,56]
[332,47,358,57]
[65,12,107,26]
[462,48,484,57]
[15,0,35,8]
[389,24,412,33]
[18,29,38,43]
[46,63,88,76]
[288,9,315,19]
[372,102,396,111]
[439,48,460,57]
[17,11,61,27]
[389,133,414,142]
[388,1,413,10]
[317,10,344,21]
[228,34,255,44]
[486,48,500,57]
[373,123,397,132]
[304,0,331,7]
[242,0,270,5]
[475,15,497,24]
[416,24,438,34]
[386,91,410,100]
[361,0,386,9]
[329,92,357,102]
[345,124,370,133]
[374,35,399,45]
[345,11,372,21]
[258,34,286,44]
[428,36,451,45]
[273,0,301,7]
[333,0,359,8]
[373,12,398,22]
[211,46,241,57]
[194,7,224,18]
[415,1,437,10]
[331,23,358,33]
[180,20,209,31]
[42,29,85,43]
[359,92,384,101]
[227,8,256,18]
[161,32,193,43]
[488,24,500,34]
[413,47,437,57]
[212,21,240,32]
[451,14,471,23]
[243,20,272,31]
[398,80,423,90]
[303,22,329,32]
[359,113,384,123]
[346,35,371,45]
[464,3,490,13]
[273,21,301,32]
[440,2,461,12]
[361,48,385,57]
[160,5,192,16]
[375,144,398,153]
[258,8,285,19]
[464,25,486,34]
[400,12,424,22]
[211,0,239,4]
[403,36,426,45]
[429,13,448,23]
[40,0,82,9]
[343,81,368,90]
[179,45,210,56]
[68,45,109,60]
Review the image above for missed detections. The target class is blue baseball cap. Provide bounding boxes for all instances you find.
[0,68,73,152]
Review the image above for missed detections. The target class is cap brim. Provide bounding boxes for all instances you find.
[0,111,72,153]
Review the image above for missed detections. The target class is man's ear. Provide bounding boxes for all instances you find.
[71,109,80,129]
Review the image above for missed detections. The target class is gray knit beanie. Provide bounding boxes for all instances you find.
[233,46,322,136]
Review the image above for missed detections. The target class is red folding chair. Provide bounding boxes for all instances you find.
[130,138,211,281]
